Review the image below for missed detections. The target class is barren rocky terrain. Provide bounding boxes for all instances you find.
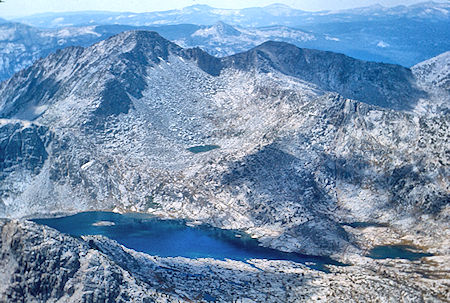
[0,30,448,302]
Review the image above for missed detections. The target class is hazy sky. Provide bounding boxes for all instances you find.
[0,0,448,18]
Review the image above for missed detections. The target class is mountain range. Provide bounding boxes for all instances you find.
[0,22,338,81]
[0,30,448,258]
[0,3,448,301]
[12,2,450,28]
[0,1,448,83]
[0,2,450,302]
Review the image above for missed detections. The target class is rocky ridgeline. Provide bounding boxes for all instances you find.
[412,51,450,91]
[0,219,164,302]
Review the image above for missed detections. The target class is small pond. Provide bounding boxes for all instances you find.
[33,211,345,272]
[187,145,220,153]
[342,222,388,228]
[368,245,433,261]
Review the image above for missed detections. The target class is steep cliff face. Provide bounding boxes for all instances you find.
[0,121,51,177]
[0,120,53,214]
[0,31,448,256]
[0,219,169,302]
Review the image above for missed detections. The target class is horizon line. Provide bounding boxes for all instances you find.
[2,1,446,20]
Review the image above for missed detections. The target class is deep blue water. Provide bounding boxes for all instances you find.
[33,211,344,272]
[187,145,220,153]
[368,245,433,261]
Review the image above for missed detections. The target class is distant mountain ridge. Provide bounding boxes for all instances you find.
[10,2,450,28]
[0,1,446,80]
[0,14,448,82]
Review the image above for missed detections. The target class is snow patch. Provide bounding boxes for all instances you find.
[376,41,390,48]
[81,160,95,171]
[325,36,340,41]
[92,221,115,226]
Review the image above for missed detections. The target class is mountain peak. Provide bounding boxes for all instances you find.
[102,30,176,48]
[264,3,293,10]
[262,3,296,15]
[113,29,164,40]
[211,21,241,36]
[224,41,424,110]
[94,30,183,63]
[183,4,214,11]
[411,1,449,8]
[0,29,220,120]
[257,40,297,49]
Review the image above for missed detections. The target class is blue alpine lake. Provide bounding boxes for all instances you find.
[32,211,344,272]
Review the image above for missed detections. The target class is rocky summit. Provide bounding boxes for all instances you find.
[0,30,449,302]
